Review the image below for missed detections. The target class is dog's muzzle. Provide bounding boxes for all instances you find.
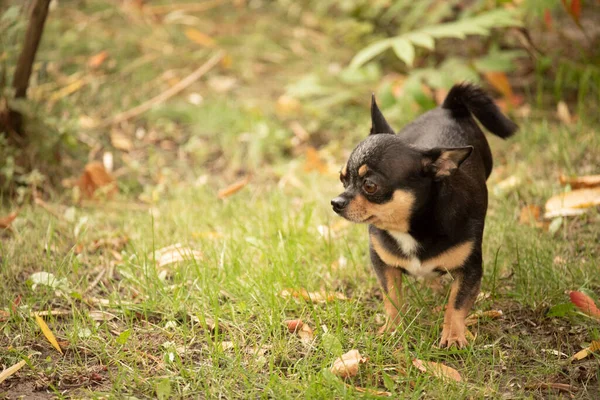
[331,196,349,214]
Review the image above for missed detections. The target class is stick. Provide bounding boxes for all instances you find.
[99,51,225,127]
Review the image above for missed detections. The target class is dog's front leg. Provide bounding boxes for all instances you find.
[440,250,482,348]
[371,247,404,334]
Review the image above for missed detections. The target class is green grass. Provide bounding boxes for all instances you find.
[1,0,600,398]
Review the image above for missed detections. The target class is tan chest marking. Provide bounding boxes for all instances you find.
[371,234,474,278]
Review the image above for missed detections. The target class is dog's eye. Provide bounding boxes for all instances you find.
[363,180,378,194]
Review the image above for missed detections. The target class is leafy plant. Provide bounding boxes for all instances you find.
[350,8,523,68]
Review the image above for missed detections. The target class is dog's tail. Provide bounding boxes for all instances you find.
[442,83,518,139]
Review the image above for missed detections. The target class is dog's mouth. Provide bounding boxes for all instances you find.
[363,216,377,223]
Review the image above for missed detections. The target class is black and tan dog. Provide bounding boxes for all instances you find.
[331,83,517,348]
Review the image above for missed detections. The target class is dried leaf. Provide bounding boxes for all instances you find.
[527,382,576,393]
[483,71,513,100]
[543,9,553,29]
[304,147,327,174]
[218,176,250,199]
[87,235,129,253]
[544,188,600,218]
[412,359,462,382]
[88,51,109,69]
[285,319,304,333]
[185,28,216,47]
[0,211,18,229]
[153,244,203,268]
[556,101,572,125]
[0,359,28,385]
[493,175,521,196]
[220,341,235,351]
[0,310,9,322]
[298,323,314,344]
[330,349,367,378]
[279,288,348,303]
[34,314,64,355]
[465,310,503,326]
[344,383,392,397]
[569,291,600,319]
[89,310,118,321]
[570,340,600,362]
[110,130,133,151]
[559,174,600,189]
[77,162,118,199]
[518,205,541,226]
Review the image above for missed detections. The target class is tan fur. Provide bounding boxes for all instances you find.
[422,241,474,272]
[440,279,471,348]
[370,233,412,269]
[341,164,348,177]
[345,189,415,230]
[379,267,404,333]
[358,164,369,177]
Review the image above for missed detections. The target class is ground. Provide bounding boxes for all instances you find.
[1,1,600,399]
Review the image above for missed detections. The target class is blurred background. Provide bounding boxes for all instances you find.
[1,0,599,199]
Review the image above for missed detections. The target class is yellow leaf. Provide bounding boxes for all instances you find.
[0,359,28,385]
[412,359,462,382]
[559,174,600,189]
[544,188,600,218]
[185,28,216,47]
[34,314,64,355]
[570,340,600,362]
[483,71,513,99]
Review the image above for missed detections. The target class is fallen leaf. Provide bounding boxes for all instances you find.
[344,383,392,397]
[285,319,304,333]
[559,174,600,189]
[218,176,250,199]
[185,28,216,47]
[543,9,553,29]
[493,175,521,196]
[0,210,18,229]
[484,71,513,100]
[110,130,133,151]
[330,349,367,378]
[280,288,348,303]
[220,341,235,351]
[29,272,70,292]
[412,359,462,382]
[88,310,118,321]
[465,310,503,326]
[304,147,327,174]
[526,382,576,393]
[77,162,118,199]
[153,244,203,268]
[88,50,109,69]
[557,101,572,124]
[34,314,64,355]
[0,310,9,322]
[544,188,600,218]
[570,340,600,362]
[519,205,541,226]
[569,291,600,319]
[86,235,129,253]
[298,323,314,344]
[0,359,28,385]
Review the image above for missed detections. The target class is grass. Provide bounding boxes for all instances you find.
[2,0,600,399]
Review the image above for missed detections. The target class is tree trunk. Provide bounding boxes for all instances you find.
[8,0,51,137]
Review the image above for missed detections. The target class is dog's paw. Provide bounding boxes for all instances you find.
[439,327,469,349]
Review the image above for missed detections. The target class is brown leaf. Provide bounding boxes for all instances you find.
[218,176,250,199]
[569,291,600,319]
[279,288,348,303]
[559,174,600,189]
[298,323,314,344]
[88,310,118,321]
[0,310,9,322]
[345,383,392,397]
[88,51,109,69]
[544,188,600,218]
[570,340,600,362]
[556,101,572,124]
[465,310,503,326]
[185,28,216,47]
[87,235,129,253]
[483,72,513,100]
[527,382,576,393]
[304,147,327,174]
[519,205,541,226]
[0,211,18,229]
[330,349,367,378]
[77,162,118,199]
[110,130,133,151]
[412,359,462,382]
[284,319,304,333]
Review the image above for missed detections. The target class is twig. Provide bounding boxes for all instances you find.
[84,267,106,294]
[34,197,62,220]
[145,0,225,14]
[98,51,225,127]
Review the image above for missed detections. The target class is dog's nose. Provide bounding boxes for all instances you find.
[331,196,348,212]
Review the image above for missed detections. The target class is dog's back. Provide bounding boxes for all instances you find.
[398,83,517,179]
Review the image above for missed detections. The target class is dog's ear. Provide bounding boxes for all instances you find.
[422,146,473,180]
[370,94,395,135]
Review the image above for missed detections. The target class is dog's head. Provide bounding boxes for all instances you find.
[331,95,472,232]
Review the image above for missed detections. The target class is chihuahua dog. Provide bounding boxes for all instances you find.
[331,83,517,348]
